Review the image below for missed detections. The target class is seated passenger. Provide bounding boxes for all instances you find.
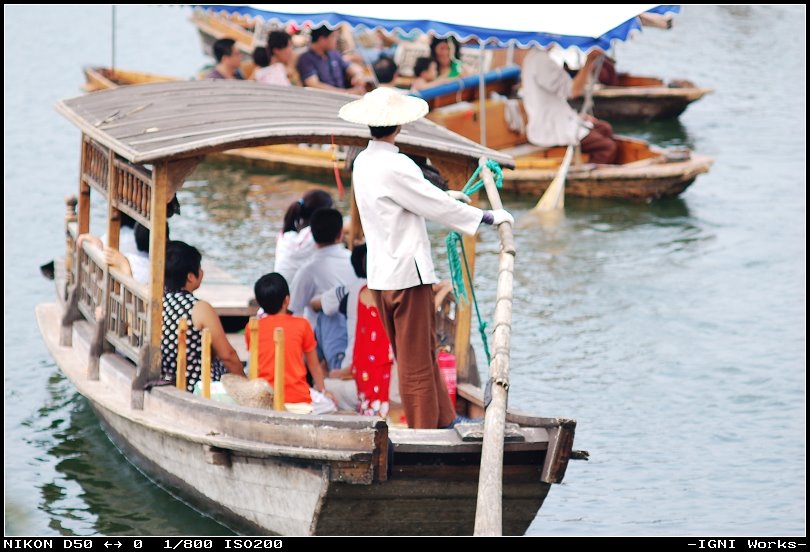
[296,25,366,95]
[410,56,438,92]
[289,209,358,376]
[430,36,472,79]
[160,241,244,392]
[205,38,245,80]
[254,31,293,86]
[372,55,399,87]
[314,244,393,417]
[246,273,335,414]
[274,189,334,285]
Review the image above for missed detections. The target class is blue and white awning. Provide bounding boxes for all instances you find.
[193,4,681,50]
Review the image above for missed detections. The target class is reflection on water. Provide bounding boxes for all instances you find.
[36,374,233,536]
[174,161,351,283]
[612,119,695,149]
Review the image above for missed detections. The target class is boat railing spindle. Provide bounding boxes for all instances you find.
[248,316,258,379]
[201,328,211,399]
[64,195,78,287]
[474,157,516,536]
[176,317,188,391]
[273,327,285,411]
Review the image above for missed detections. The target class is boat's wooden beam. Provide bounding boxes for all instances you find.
[138,160,168,407]
[430,157,478,384]
[78,136,90,235]
[540,423,576,484]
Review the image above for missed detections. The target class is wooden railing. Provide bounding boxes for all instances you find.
[113,159,153,226]
[106,269,149,363]
[76,241,107,323]
[72,239,149,365]
[82,137,110,196]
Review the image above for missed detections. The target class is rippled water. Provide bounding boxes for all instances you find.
[4,5,805,536]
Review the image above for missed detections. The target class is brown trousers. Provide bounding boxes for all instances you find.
[372,285,456,429]
[580,119,618,164]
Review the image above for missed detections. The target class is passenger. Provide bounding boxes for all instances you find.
[254,31,293,86]
[252,44,269,72]
[521,48,618,164]
[204,38,245,80]
[372,55,399,87]
[338,87,513,428]
[247,273,335,414]
[288,208,358,374]
[313,244,393,417]
[273,189,334,285]
[160,241,244,392]
[102,222,163,285]
[430,36,472,79]
[296,25,366,95]
[410,57,438,92]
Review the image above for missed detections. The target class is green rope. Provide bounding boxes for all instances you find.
[444,159,504,366]
[460,159,504,196]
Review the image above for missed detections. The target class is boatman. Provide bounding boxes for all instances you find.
[338,87,514,429]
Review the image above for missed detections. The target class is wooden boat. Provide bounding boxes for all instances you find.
[82,66,712,200]
[40,80,577,535]
[568,74,714,122]
[190,8,256,58]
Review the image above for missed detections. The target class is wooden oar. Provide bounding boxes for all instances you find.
[474,157,516,536]
[532,144,574,212]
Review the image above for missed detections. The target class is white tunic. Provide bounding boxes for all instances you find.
[352,140,484,291]
[521,48,590,147]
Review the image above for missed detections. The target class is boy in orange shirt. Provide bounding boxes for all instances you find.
[246,273,335,413]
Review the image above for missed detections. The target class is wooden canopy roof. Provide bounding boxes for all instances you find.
[55,80,514,168]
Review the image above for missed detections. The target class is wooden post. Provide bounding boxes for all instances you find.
[273,327,285,411]
[201,328,212,399]
[145,162,168,381]
[347,186,364,250]
[248,317,259,379]
[455,231,476,383]
[430,157,478,383]
[133,161,167,409]
[106,151,121,250]
[474,157,516,536]
[64,195,78,281]
[78,137,91,236]
[176,317,188,391]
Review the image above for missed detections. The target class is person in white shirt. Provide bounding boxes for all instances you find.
[521,47,618,164]
[338,87,514,429]
[273,189,334,285]
[254,31,293,86]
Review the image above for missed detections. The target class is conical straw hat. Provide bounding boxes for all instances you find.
[338,87,429,127]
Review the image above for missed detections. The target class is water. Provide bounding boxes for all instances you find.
[4,5,805,536]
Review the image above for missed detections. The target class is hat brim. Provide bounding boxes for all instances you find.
[338,93,429,127]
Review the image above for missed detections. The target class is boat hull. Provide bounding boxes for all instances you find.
[504,154,713,200]
[36,303,557,535]
[569,87,714,122]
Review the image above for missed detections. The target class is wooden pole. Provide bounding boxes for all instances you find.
[474,157,516,536]
[146,162,169,380]
[78,137,91,236]
[176,317,188,391]
[201,328,212,399]
[433,158,477,383]
[273,327,285,411]
[248,316,259,380]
